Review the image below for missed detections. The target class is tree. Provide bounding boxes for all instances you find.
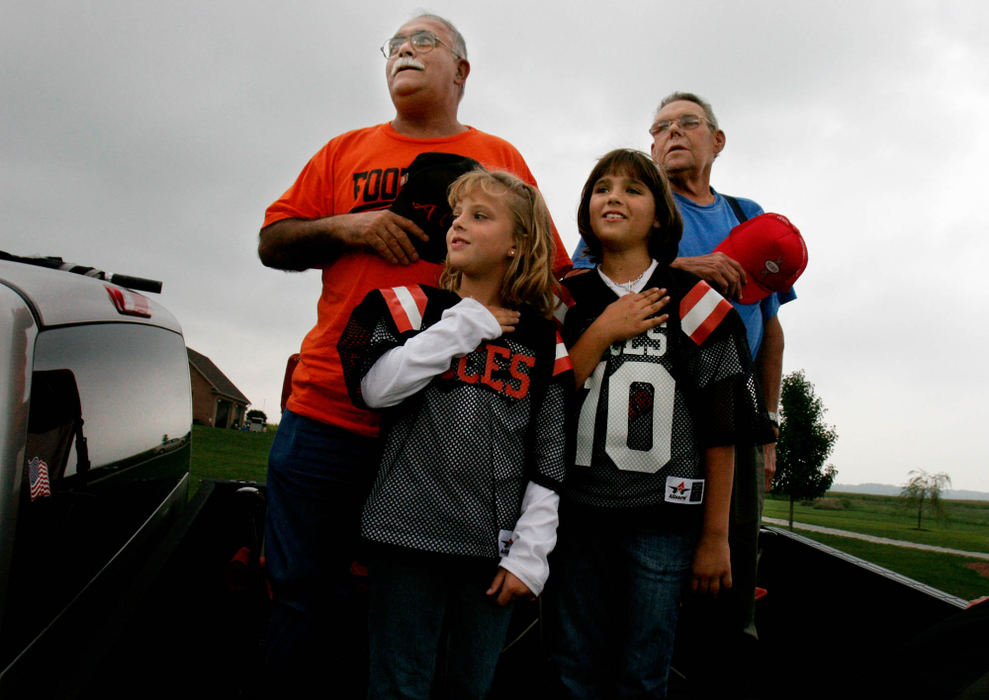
[899,469,952,530]
[772,370,838,529]
[246,409,267,423]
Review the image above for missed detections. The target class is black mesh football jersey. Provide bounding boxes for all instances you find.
[338,285,572,559]
[562,265,770,525]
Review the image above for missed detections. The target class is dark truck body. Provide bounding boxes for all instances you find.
[0,256,191,697]
[1,255,986,699]
[31,478,985,700]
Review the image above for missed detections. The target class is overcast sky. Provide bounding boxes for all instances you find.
[4,1,988,492]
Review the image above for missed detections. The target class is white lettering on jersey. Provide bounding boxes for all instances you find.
[610,324,668,357]
[575,345,675,473]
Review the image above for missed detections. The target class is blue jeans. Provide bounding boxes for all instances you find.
[263,410,381,696]
[676,444,764,699]
[546,522,696,699]
[366,555,514,700]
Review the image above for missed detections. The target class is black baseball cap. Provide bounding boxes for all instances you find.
[390,152,482,263]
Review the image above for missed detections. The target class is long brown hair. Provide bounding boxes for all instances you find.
[440,170,558,318]
[576,149,682,266]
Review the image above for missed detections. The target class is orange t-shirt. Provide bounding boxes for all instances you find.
[264,122,571,437]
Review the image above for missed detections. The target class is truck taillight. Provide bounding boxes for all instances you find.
[105,285,151,318]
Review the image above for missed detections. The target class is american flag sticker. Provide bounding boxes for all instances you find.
[28,457,52,501]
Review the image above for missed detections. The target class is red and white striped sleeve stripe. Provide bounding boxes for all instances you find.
[380,285,429,333]
[679,280,732,346]
[553,330,572,376]
[551,285,575,329]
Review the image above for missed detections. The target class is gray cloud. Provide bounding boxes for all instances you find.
[4,0,988,490]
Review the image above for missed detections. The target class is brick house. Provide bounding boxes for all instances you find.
[187,348,250,428]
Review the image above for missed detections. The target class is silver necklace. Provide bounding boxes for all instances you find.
[602,266,648,294]
[619,268,648,293]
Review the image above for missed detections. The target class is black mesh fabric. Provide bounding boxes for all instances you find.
[338,285,571,559]
[562,265,770,518]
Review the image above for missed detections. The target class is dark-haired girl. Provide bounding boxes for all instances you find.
[548,149,769,698]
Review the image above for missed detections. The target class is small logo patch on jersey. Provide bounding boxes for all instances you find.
[498,529,515,557]
[665,477,705,504]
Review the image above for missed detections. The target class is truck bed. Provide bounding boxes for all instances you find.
[8,479,984,699]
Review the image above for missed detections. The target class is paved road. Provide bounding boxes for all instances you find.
[761,517,989,561]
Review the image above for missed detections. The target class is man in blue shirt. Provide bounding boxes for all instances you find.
[648,92,792,424]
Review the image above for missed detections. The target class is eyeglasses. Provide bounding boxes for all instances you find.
[648,115,713,136]
[380,30,462,59]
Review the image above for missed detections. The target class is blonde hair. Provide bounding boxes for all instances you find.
[441,170,558,319]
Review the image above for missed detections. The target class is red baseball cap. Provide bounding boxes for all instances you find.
[714,213,808,304]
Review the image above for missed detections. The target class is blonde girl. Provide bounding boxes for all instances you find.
[339,169,572,699]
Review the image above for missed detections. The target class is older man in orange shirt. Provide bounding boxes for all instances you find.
[258,13,569,695]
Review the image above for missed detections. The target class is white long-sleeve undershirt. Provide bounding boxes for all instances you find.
[361,295,560,594]
[498,481,559,596]
[361,297,502,409]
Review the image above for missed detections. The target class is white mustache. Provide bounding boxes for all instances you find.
[391,57,425,77]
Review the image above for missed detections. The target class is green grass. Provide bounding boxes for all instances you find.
[763,492,989,554]
[795,532,989,601]
[187,427,989,599]
[189,423,272,489]
[764,491,989,600]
